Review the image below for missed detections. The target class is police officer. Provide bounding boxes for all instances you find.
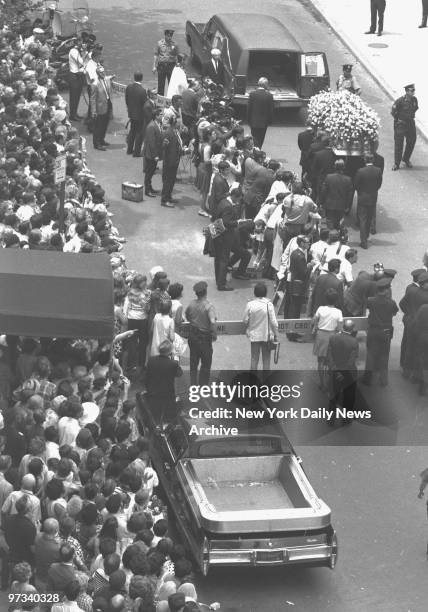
[153,29,180,96]
[362,277,398,387]
[391,84,419,170]
[336,64,361,95]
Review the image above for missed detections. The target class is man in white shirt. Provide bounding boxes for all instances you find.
[243,281,278,371]
[321,230,350,272]
[68,42,87,121]
[338,248,358,287]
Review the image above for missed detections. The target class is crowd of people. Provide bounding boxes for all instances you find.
[0,10,214,612]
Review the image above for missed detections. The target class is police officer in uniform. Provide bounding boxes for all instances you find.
[362,277,398,387]
[153,29,179,96]
[391,84,419,170]
[336,64,361,95]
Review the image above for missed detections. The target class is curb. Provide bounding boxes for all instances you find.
[307,0,428,144]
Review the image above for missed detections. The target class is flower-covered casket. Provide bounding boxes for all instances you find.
[307,90,380,156]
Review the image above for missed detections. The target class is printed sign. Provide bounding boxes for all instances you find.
[54,153,67,184]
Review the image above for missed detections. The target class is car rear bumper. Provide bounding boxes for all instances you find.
[208,542,335,568]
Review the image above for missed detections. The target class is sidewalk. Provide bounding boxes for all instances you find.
[309,0,428,141]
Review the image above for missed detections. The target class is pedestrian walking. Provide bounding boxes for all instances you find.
[161,116,182,208]
[125,71,147,158]
[153,29,179,96]
[312,288,343,390]
[419,0,428,27]
[247,77,274,149]
[243,282,279,372]
[336,64,361,95]
[391,84,419,170]
[320,159,353,229]
[90,65,113,151]
[327,319,359,425]
[185,281,217,386]
[354,154,383,249]
[365,0,386,36]
[362,278,398,387]
[142,108,163,197]
[310,135,335,203]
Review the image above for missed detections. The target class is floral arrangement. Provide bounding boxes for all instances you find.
[307,90,380,145]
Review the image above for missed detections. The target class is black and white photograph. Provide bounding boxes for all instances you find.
[0,0,427,610]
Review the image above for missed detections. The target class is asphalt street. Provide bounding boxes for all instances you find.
[74,0,428,609]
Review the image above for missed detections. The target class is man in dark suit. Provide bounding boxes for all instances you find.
[142,108,163,197]
[354,154,383,248]
[212,191,240,291]
[327,319,359,424]
[146,339,182,424]
[365,0,386,35]
[208,161,230,217]
[311,136,336,203]
[202,48,225,86]
[320,159,354,229]
[47,543,76,596]
[161,116,182,208]
[311,258,344,315]
[297,125,315,180]
[247,77,274,149]
[286,235,314,341]
[125,71,147,157]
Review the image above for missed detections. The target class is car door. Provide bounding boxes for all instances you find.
[298,52,330,99]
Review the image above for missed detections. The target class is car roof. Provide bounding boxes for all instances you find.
[213,13,302,51]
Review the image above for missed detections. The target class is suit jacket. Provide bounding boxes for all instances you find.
[181,87,199,119]
[311,148,335,186]
[244,166,274,209]
[208,173,230,216]
[146,355,182,399]
[247,88,274,129]
[311,272,344,315]
[143,99,156,124]
[142,120,162,159]
[373,152,385,174]
[90,77,112,116]
[320,172,353,211]
[327,331,359,370]
[162,126,182,167]
[354,164,383,206]
[297,129,315,169]
[125,82,147,121]
[290,248,310,283]
[202,58,225,85]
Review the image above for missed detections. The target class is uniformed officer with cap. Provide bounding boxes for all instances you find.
[362,276,398,386]
[336,64,361,95]
[391,84,419,170]
[185,281,217,385]
[153,29,180,95]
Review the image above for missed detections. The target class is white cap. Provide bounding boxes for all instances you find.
[211,48,221,57]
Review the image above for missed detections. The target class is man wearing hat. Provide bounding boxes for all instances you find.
[90,64,113,151]
[354,154,383,249]
[153,29,180,96]
[391,85,419,170]
[336,64,361,95]
[362,277,398,386]
[202,48,225,87]
[146,339,182,425]
[365,0,386,36]
[185,282,217,385]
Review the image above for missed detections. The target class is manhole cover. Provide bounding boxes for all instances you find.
[368,43,389,48]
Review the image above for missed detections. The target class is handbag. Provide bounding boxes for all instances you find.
[207,218,226,239]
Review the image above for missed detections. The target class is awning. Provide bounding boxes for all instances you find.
[0,250,114,340]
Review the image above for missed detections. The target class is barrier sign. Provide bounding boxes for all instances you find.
[54,153,67,184]
[178,317,368,338]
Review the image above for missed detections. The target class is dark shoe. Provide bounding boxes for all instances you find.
[232,271,250,280]
[360,242,368,249]
[101,141,111,146]
[94,145,107,151]
[145,191,156,197]
[161,202,175,208]
[150,188,160,194]
[403,160,413,168]
[126,150,133,155]
[217,286,234,291]
[364,30,375,34]
[377,31,382,36]
[392,164,400,171]
[419,24,427,28]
